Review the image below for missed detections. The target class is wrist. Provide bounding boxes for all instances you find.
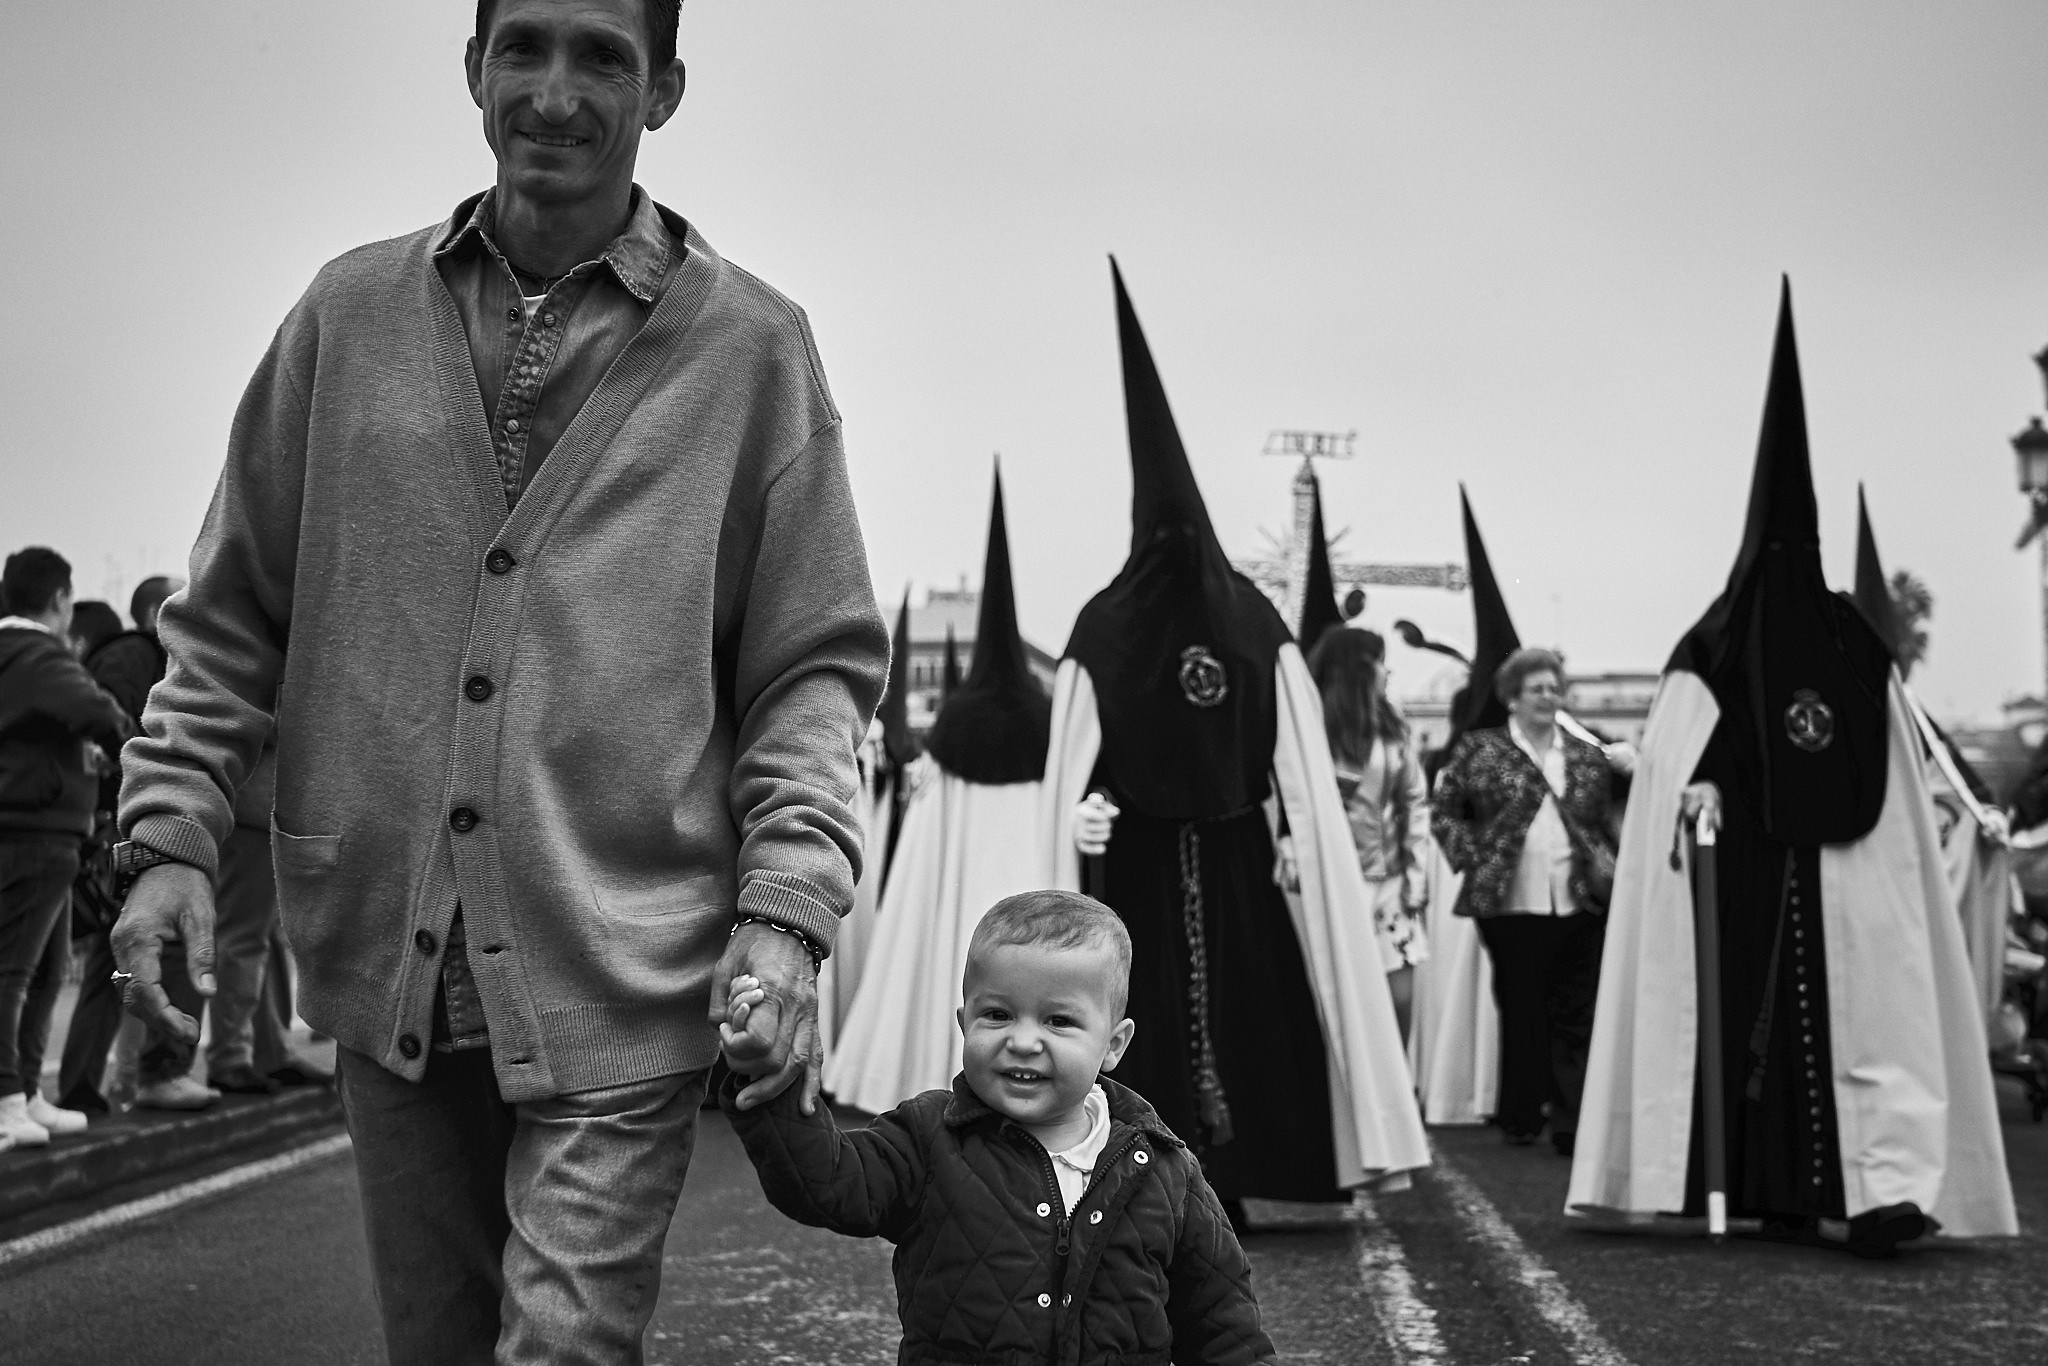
[731,915,825,972]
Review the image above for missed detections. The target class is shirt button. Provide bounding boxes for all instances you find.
[465,675,494,703]
[1133,1149,1149,1165]
[486,548,516,575]
[1036,1202,1051,1218]
[1036,1294,1051,1309]
[1088,1210,1103,1224]
[449,807,479,833]
[398,1034,422,1060]
[506,418,522,434]
[414,929,437,954]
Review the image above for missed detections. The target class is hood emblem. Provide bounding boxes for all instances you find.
[1784,689,1835,753]
[1178,646,1228,708]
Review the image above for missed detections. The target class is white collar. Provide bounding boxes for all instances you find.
[1048,1084,1112,1174]
[1508,716,1557,758]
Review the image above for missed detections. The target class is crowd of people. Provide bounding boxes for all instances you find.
[2,3,2034,1362]
[0,549,332,1155]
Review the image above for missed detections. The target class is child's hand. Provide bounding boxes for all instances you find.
[717,974,776,1073]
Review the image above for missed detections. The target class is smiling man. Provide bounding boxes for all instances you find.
[110,2,887,1361]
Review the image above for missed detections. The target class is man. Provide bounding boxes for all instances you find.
[0,547,132,1149]
[60,572,217,1114]
[112,3,887,1361]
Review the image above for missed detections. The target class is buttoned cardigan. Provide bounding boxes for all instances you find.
[119,199,887,1099]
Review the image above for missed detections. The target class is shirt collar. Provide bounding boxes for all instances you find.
[0,616,53,635]
[432,184,672,304]
[1049,1085,1113,1173]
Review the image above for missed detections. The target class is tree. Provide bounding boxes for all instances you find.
[1889,568,1931,677]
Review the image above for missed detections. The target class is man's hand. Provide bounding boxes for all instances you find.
[709,922,821,1114]
[111,862,216,1043]
[1074,793,1119,857]
[1605,741,1639,776]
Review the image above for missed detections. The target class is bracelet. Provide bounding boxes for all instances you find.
[730,915,825,971]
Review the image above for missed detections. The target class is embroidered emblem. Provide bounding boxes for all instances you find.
[1784,689,1834,753]
[1178,646,1228,708]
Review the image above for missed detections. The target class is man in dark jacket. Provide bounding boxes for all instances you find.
[0,547,132,1148]
[722,890,1276,1365]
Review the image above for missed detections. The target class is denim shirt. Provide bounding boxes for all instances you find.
[428,186,678,1049]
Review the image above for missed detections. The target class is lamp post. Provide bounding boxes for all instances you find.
[2011,343,2048,698]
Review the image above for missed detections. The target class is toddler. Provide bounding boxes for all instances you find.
[720,888,1276,1364]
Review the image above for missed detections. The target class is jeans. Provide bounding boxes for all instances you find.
[208,825,282,1075]
[0,834,80,1096]
[1476,911,1605,1137]
[337,1045,707,1366]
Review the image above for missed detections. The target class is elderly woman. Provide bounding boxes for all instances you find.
[1431,647,1630,1155]
[1307,628,1430,1041]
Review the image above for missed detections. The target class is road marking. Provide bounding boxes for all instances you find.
[1355,1190,1451,1364]
[0,1132,352,1270]
[1430,1143,1634,1366]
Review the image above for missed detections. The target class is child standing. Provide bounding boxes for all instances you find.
[719,888,1278,1364]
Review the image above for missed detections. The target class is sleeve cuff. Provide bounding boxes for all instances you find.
[737,871,842,958]
[126,814,221,877]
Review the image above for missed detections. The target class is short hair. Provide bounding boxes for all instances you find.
[1494,646,1566,706]
[476,0,682,74]
[130,575,179,630]
[69,600,126,654]
[967,890,1133,1018]
[1,546,72,618]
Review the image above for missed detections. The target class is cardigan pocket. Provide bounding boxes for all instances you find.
[270,821,343,874]
[593,873,725,920]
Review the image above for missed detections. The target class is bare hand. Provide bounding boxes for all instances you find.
[710,922,821,1114]
[1605,742,1639,776]
[1074,793,1120,857]
[111,862,216,1043]
[1271,834,1300,893]
[1679,781,1722,836]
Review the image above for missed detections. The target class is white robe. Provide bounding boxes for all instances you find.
[1903,690,2012,1039]
[1411,840,1498,1125]
[824,756,1045,1114]
[1567,670,2017,1237]
[1037,647,1431,1190]
[816,759,894,1060]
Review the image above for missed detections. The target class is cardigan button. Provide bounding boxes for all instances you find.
[1036,1294,1051,1308]
[414,929,437,954]
[486,548,516,575]
[398,1034,421,1060]
[465,675,494,703]
[450,807,479,833]
[1036,1202,1051,1218]
[1089,1210,1103,1225]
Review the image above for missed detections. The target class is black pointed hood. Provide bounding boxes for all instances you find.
[1446,485,1523,749]
[1853,486,1906,669]
[942,625,961,696]
[877,589,918,769]
[924,463,1052,783]
[1669,280,1891,845]
[1064,260,1291,820]
[1297,471,1346,651]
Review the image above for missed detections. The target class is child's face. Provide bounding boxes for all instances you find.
[957,940,1135,1144]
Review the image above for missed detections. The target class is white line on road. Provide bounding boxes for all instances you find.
[1429,1142,1634,1366]
[0,1131,352,1271]
[1355,1190,1451,1364]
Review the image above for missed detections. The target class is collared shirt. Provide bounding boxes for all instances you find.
[429,186,680,1048]
[433,185,676,508]
[1504,718,1577,917]
[1047,1084,1112,1214]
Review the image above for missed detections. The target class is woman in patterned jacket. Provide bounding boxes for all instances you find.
[1430,647,1630,1155]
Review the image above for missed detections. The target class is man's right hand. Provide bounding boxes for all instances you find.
[1073,793,1120,857]
[111,862,217,1043]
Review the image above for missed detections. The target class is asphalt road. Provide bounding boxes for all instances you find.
[2,1084,2044,1365]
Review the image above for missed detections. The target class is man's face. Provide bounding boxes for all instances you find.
[466,0,684,211]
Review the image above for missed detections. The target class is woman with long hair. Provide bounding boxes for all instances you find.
[1308,628,1430,1039]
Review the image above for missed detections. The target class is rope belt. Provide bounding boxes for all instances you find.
[1176,822,1234,1147]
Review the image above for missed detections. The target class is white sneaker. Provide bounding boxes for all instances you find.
[134,1076,221,1112]
[26,1095,88,1136]
[0,1093,51,1148]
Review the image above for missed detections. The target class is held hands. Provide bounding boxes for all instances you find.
[111,862,217,1042]
[710,921,822,1114]
[1073,792,1120,857]
[1605,742,1639,776]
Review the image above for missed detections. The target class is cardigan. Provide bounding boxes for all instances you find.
[725,1073,1276,1366]
[1430,725,1617,920]
[119,198,888,1100]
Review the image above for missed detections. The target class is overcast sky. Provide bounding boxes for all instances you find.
[5,1,2047,720]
